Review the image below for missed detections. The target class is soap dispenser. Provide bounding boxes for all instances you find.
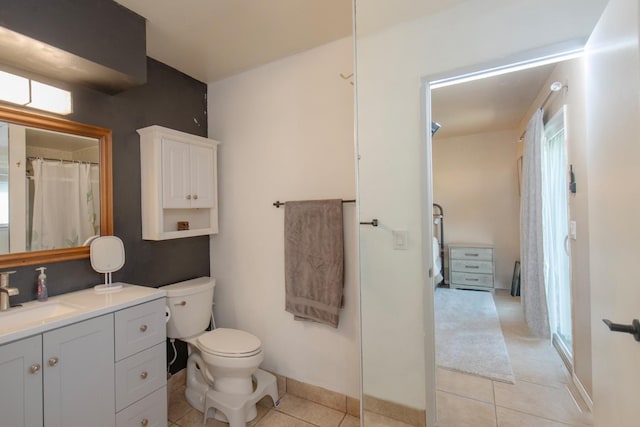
[36,267,48,302]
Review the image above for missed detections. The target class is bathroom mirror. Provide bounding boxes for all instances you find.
[0,104,113,268]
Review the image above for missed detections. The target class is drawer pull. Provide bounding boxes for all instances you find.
[30,363,41,374]
[140,371,148,380]
[186,194,191,200]
[141,419,149,427]
[193,194,198,200]
[139,324,148,332]
[175,301,187,306]
[465,265,480,269]
[466,278,479,282]
[48,357,59,367]
[464,253,479,257]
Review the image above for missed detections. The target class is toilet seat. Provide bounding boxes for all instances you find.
[198,328,262,358]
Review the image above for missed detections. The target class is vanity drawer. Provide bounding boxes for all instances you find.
[115,298,166,361]
[449,247,493,261]
[450,272,493,287]
[115,342,166,411]
[116,385,167,427]
[450,259,493,274]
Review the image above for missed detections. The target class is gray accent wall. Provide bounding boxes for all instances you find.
[0,0,146,88]
[8,57,209,302]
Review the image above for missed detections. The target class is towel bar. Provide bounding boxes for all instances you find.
[273,199,355,208]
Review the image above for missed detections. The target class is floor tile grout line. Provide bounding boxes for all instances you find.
[435,387,495,406]
[494,404,579,426]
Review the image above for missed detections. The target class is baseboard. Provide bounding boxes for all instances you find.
[571,373,593,412]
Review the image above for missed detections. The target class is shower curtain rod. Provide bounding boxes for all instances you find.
[273,199,356,208]
[27,156,99,165]
[519,83,568,142]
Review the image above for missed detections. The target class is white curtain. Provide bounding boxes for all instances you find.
[30,159,97,251]
[542,117,572,348]
[520,109,551,338]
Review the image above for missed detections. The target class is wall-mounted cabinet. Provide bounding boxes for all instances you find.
[138,125,220,240]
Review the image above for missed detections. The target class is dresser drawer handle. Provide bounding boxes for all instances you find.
[139,324,148,332]
[30,363,41,374]
[464,253,479,257]
[465,265,480,269]
[175,301,186,306]
[140,371,148,380]
[466,278,479,282]
[141,419,149,427]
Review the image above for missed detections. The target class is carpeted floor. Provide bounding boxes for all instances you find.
[435,288,515,383]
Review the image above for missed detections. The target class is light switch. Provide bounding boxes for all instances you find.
[392,230,408,250]
[570,221,577,240]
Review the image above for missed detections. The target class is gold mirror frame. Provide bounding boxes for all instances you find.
[0,104,113,268]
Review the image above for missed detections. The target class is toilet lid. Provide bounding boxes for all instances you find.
[197,328,262,357]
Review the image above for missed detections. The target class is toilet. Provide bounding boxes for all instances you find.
[163,277,278,426]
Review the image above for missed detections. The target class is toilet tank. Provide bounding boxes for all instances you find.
[162,277,215,339]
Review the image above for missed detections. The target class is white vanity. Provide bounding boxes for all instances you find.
[0,284,166,427]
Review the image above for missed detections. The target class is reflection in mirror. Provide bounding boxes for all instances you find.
[0,105,112,268]
[3,126,100,254]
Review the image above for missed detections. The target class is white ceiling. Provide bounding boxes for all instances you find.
[112,0,560,138]
[114,0,353,83]
[431,63,557,139]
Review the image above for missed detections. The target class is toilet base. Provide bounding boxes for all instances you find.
[203,369,280,427]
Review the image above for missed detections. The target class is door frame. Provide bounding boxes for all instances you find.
[420,43,585,426]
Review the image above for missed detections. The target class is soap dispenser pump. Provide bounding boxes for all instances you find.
[36,267,48,302]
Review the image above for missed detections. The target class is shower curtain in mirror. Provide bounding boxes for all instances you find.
[520,109,551,338]
[30,159,97,251]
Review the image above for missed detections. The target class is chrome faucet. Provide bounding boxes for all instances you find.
[0,271,18,311]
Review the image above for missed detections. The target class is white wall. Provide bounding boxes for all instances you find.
[207,37,359,397]
[433,129,520,289]
[355,0,607,414]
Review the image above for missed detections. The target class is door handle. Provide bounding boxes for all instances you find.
[359,219,378,227]
[602,318,640,341]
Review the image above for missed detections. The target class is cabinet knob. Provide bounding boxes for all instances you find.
[139,324,148,332]
[193,194,198,200]
[186,194,191,200]
[30,363,41,374]
[140,371,148,380]
[141,419,149,427]
[48,357,58,367]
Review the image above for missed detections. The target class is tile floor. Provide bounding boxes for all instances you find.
[168,383,362,427]
[167,290,591,427]
[436,289,593,427]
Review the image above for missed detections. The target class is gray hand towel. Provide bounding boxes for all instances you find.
[284,199,344,328]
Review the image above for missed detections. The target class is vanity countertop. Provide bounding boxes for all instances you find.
[0,283,165,346]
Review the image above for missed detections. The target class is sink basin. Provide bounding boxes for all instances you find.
[0,301,80,332]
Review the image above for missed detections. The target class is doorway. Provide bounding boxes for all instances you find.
[428,53,588,425]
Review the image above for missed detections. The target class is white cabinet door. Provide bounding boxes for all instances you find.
[161,138,191,208]
[0,335,43,427]
[43,314,115,427]
[189,144,215,208]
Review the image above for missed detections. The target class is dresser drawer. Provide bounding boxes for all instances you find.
[116,342,166,411]
[450,247,493,261]
[115,298,166,361]
[450,259,493,274]
[116,385,167,427]
[450,272,493,287]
